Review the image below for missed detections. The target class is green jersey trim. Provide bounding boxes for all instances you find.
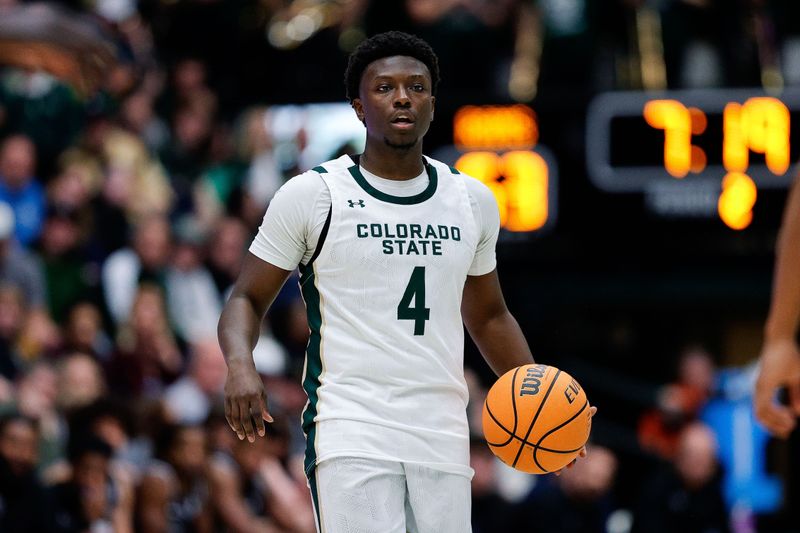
[300,263,323,475]
[347,159,438,205]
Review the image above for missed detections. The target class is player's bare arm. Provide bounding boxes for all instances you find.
[218,253,292,442]
[461,269,535,375]
[463,269,597,472]
[755,175,800,437]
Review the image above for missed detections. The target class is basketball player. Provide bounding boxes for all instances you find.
[754,176,800,437]
[219,31,595,532]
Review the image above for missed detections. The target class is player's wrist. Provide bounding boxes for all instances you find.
[225,355,258,375]
[763,321,798,345]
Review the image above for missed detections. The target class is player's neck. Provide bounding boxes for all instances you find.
[360,142,425,181]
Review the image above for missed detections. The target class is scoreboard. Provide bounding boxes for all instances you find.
[436,104,558,235]
[586,88,800,229]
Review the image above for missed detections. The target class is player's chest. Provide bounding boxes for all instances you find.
[328,195,475,265]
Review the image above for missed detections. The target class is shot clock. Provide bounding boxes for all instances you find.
[586,88,800,229]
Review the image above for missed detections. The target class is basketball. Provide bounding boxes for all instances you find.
[482,364,592,474]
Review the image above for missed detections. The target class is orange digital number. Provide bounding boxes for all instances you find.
[455,151,548,232]
[718,172,757,230]
[644,100,707,178]
[723,97,790,175]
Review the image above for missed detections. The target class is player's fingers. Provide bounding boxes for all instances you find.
[224,397,234,432]
[755,402,795,438]
[260,392,274,424]
[241,398,256,442]
[253,397,266,438]
[588,406,598,418]
[579,447,587,458]
[230,399,244,440]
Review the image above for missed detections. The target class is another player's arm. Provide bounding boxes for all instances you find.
[755,175,800,437]
[461,270,535,376]
[218,253,292,442]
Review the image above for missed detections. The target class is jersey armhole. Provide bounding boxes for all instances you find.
[305,203,332,267]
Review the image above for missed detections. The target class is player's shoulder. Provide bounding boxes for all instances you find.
[309,154,356,176]
[276,157,348,197]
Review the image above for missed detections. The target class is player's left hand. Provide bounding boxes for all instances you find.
[554,405,597,476]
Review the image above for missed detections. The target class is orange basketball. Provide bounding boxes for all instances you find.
[482,364,592,474]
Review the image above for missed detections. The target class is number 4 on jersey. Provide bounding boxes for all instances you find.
[398,266,430,335]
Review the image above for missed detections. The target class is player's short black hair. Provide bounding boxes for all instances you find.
[344,31,440,102]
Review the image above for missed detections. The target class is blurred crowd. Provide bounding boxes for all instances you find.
[0,0,797,532]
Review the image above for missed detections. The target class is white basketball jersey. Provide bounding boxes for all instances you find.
[300,154,479,477]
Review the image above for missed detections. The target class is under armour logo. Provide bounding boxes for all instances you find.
[348,199,365,208]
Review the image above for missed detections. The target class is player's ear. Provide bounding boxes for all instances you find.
[352,99,366,125]
[431,96,435,122]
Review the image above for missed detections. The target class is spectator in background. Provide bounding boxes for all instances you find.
[63,117,173,253]
[102,214,172,326]
[0,200,61,361]
[49,153,103,215]
[638,346,717,460]
[101,129,174,224]
[55,353,107,414]
[633,423,729,533]
[107,283,182,398]
[192,117,251,229]
[119,90,170,155]
[50,434,134,533]
[156,58,214,122]
[163,338,226,425]
[520,445,619,533]
[43,374,119,486]
[241,107,284,223]
[206,216,249,298]
[0,201,46,310]
[165,216,221,344]
[67,398,141,482]
[209,418,316,533]
[137,423,212,533]
[60,301,113,361]
[37,203,94,324]
[13,361,63,472]
[0,284,27,380]
[0,135,45,246]
[160,95,216,212]
[0,414,50,532]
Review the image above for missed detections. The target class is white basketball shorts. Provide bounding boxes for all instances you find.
[308,456,472,533]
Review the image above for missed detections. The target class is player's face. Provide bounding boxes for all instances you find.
[353,56,435,151]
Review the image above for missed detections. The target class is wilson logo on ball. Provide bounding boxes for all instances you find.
[519,364,548,396]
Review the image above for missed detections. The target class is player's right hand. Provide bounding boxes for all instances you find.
[754,338,800,438]
[224,363,273,442]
